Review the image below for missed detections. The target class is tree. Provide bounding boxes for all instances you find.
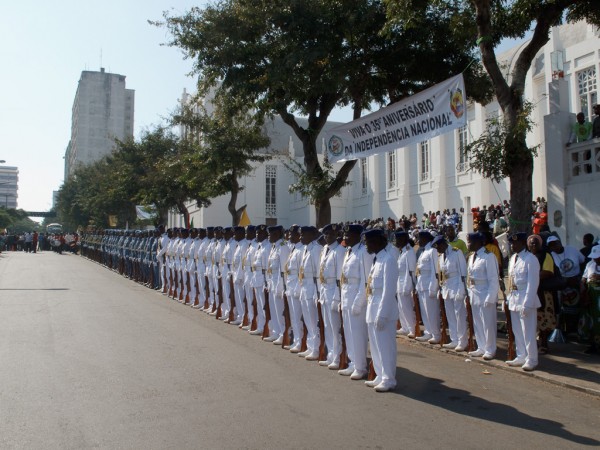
[157,0,490,226]
[112,127,212,227]
[174,91,271,226]
[391,0,600,231]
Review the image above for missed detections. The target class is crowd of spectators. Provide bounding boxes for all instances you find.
[0,231,80,254]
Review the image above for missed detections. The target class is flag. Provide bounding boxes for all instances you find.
[190,217,194,228]
[238,207,251,226]
[135,205,156,220]
[108,215,118,227]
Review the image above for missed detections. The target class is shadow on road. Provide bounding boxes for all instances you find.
[392,366,599,446]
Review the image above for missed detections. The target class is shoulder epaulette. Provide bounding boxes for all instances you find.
[484,249,490,254]
[452,247,459,252]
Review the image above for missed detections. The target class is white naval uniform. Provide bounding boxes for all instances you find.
[284,242,305,350]
[467,247,500,356]
[366,248,399,388]
[319,241,345,364]
[507,250,541,365]
[195,237,209,306]
[213,239,226,311]
[396,244,417,335]
[158,234,169,290]
[252,240,271,332]
[341,242,373,374]
[438,247,468,348]
[232,238,249,323]
[299,241,323,355]
[267,239,291,340]
[221,238,237,318]
[243,241,258,326]
[416,242,440,340]
[204,239,216,307]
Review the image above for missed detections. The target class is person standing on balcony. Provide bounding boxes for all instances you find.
[592,104,600,139]
[566,112,592,146]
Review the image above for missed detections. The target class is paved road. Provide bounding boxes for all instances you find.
[0,251,598,449]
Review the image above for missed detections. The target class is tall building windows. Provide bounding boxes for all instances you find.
[360,158,368,196]
[457,126,469,173]
[387,150,396,189]
[265,165,276,217]
[419,141,430,182]
[578,66,597,120]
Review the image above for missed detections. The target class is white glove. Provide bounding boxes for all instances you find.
[331,301,340,312]
[351,303,363,316]
[519,307,528,318]
[375,316,385,331]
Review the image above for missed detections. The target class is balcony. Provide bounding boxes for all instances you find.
[567,138,600,180]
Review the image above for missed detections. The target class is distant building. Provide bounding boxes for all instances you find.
[64,68,135,178]
[170,21,600,246]
[0,166,19,209]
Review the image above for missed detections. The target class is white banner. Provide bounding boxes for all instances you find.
[325,74,466,163]
[135,205,156,220]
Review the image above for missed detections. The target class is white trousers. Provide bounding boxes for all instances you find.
[254,286,267,331]
[289,295,303,347]
[234,281,246,322]
[397,292,416,334]
[444,295,468,347]
[269,290,284,338]
[368,319,397,386]
[511,309,538,365]
[245,283,255,323]
[418,290,440,340]
[472,303,497,355]
[344,307,368,372]
[322,302,342,362]
[300,287,319,353]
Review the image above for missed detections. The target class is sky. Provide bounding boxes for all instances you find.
[0,0,217,212]
[1,1,526,214]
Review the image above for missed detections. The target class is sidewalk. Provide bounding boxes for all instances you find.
[399,332,600,397]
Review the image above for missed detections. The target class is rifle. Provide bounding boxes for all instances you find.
[464,288,476,352]
[413,289,423,337]
[228,274,236,323]
[300,321,308,352]
[241,296,249,328]
[282,294,292,348]
[262,278,271,339]
[162,257,168,294]
[204,274,210,310]
[216,274,224,319]
[251,291,258,332]
[501,280,516,360]
[339,307,348,370]
[410,270,423,337]
[439,292,449,346]
[278,271,291,347]
[184,271,191,304]
[314,278,326,361]
[367,360,376,381]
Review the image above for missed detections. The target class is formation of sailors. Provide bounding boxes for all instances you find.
[81,224,543,393]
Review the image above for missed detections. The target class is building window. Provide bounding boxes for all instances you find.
[457,126,469,173]
[419,141,430,182]
[360,158,368,196]
[265,165,276,217]
[578,66,597,120]
[387,150,396,189]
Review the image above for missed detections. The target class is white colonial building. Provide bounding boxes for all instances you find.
[170,21,600,247]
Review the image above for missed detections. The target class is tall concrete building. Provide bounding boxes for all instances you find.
[0,166,19,209]
[64,68,135,178]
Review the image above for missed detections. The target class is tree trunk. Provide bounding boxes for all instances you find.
[177,202,190,228]
[508,158,533,233]
[228,171,240,226]
[316,198,331,228]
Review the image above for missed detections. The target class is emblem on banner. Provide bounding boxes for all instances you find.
[328,135,344,158]
[450,87,464,119]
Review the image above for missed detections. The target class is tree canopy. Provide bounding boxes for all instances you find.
[157,0,491,226]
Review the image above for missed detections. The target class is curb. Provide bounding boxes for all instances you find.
[399,336,600,398]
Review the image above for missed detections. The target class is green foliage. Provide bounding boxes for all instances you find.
[0,208,40,233]
[465,102,538,183]
[284,158,348,205]
[157,0,494,224]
